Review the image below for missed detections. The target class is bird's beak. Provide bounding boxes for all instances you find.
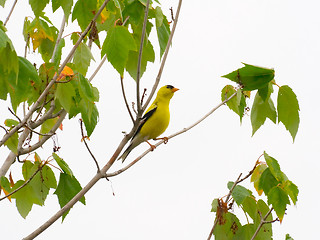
[172,87,179,92]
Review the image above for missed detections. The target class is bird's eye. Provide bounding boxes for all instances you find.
[166,85,174,89]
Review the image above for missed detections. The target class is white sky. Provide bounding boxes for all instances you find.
[1,0,319,239]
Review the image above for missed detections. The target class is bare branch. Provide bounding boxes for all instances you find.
[18,110,67,155]
[251,208,275,240]
[51,14,66,62]
[136,0,150,113]
[79,119,100,172]
[8,107,21,122]
[142,0,183,112]
[4,0,18,26]
[88,55,107,82]
[120,76,134,123]
[0,164,43,201]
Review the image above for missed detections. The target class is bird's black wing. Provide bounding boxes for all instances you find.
[131,105,157,140]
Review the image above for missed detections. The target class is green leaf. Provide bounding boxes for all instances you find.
[283,180,298,205]
[213,212,242,239]
[72,0,97,31]
[0,0,6,7]
[258,81,273,101]
[53,38,65,69]
[0,176,11,193]
[9,57,40,111]
[72,42,94,75]
[267,185,290,221]
[40,117,59,139]
[241,196,258,222]
[54,173,86,220]
[52,0,73,20]
[0,29,19,100]
[29,0,50,17]
[55,82,76,113]
[227,181,252,205]
[286,234,294,240]
[156,14,170,58]
[211,198,219,212]
[277,85,300,141]
[4,131,18,154]
[155,6,164,27]
[251,163,267,195]
[126,39,155,80]
[52,152,74,176]
[4,119,19,127]
[221,86,245,121]
[80,100,99,137]
[251,91,277,135]
[38,37,55,63]
[78,74,95,102]
[264,152,286,182]
[222,63,275,91]
[258,168,278,195]
[11,180,36,218]
[101,26,137,75]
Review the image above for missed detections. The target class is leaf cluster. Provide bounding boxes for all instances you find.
[221,63,300,141]
[0,153,85,220]
[211,152,298,240]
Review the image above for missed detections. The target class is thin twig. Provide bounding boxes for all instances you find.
[51,14,66,62]
[18,110,67,155]
[79,119,100,172]
[123,16,130,25]
[88,55,107,82]
[140,88,147,106]
[4,0,18,26]
[136,0,151,113]
[8,107,21,122]
[0,164,43,201]
[24,125,54,137]
[142,0,183,113]
[0,125,8,134]
[250,208,274,240]
[237,158,261,184]
[120,76,134,123]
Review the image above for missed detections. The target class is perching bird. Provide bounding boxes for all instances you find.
[119,85,179,162]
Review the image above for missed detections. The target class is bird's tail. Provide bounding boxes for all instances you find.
[118,144,133,163]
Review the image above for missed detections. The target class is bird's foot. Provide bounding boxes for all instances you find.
[154,137,169,144]
[146,140,156,151]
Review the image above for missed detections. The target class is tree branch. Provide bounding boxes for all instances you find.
[120,76,134,123]
[251,208,275,240]
[3,0,18,26]
[142,0,183,112]
[136,0,150,113]
[88,55,107,82]
[79,119,100,172]
[51,14,66,62]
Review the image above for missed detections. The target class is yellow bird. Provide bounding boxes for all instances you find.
[119,85,179,162]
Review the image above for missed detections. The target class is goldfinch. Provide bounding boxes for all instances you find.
[119,85,179,162]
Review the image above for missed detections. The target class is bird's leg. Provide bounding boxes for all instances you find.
[146,140,156,151]
[154,137,169,144]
